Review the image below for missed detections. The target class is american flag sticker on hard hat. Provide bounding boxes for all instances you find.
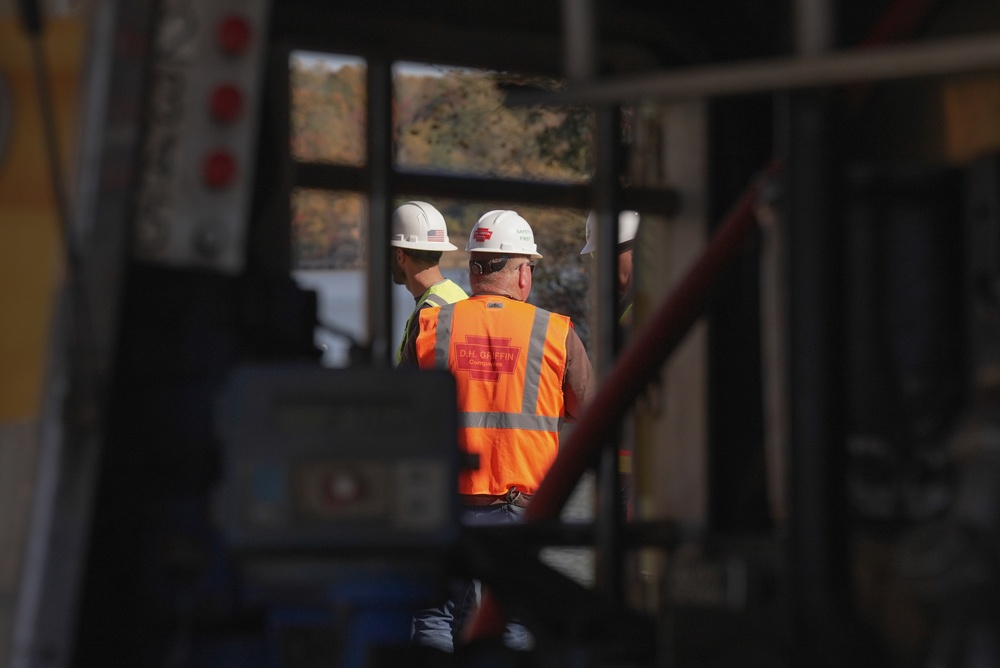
[427,229,445,242]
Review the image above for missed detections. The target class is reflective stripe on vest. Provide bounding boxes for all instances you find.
[459,411,561,432]
[433,300,455,368]
[620,302,633,325]
[423,293,447,307]
[521,307,550,415]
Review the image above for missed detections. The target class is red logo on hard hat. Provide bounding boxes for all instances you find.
[473,228,493,242]
[455,335,520,381]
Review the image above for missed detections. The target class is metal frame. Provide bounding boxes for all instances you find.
[505,30,1000,105]
[285,55,679,363]
[295,162,679,213]
[10,2,158,666]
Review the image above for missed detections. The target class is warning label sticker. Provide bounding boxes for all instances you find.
[455,335,521,381]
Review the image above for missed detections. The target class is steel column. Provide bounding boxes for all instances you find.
[593,105,625,603]
[365,59,394,367]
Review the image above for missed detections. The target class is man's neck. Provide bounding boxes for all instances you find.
[472,290,520,301]
[408,266,447,299]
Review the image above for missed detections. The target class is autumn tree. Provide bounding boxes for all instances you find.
[289,56,596,346]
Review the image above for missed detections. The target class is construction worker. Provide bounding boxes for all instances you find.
[582,210,642,517]
[581,210,641,328]
[402,209,594,652]
[391,201,468,365]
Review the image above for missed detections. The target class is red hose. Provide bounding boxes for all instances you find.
[464,158,784,641]
[527,163,781,522]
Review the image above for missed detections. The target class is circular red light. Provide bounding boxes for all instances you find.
[216,15,252,56]
[202,150,237,190]
[209,84,243,123]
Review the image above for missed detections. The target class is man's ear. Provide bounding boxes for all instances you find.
[517,262,531,296]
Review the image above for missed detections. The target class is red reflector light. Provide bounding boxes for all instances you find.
[203,150,237,189]
[209,84,244,123]
[216,15,252,55]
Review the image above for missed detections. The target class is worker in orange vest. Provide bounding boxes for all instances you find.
[401,209,594,652]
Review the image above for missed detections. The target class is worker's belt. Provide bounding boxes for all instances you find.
[459,488,532,508]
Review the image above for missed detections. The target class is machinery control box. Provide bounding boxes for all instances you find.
[218,363,459,553]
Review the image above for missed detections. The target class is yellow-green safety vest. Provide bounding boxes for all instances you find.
[395,279,468,364]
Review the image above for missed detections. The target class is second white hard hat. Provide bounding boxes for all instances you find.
[467,210,543,259]
[580,210,640,254]
[391,201,458,251]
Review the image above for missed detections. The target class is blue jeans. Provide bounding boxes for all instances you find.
[411,502,533,652]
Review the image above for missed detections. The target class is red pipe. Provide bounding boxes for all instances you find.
[527,164,781,522]
[464,158,784,641]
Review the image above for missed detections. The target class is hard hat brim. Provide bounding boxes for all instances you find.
[468,248,543,259]
[391,240,459,251]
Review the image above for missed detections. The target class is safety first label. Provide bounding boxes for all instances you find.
[455,335,521,381]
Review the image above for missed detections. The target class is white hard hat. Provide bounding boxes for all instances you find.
[580,210,640,254]
[390,201,458,251]
[467,210,542,259]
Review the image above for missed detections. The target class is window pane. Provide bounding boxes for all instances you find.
[291,188,370,368]
[291,188,366,269]
[290,51,366,165]
[394,62,593,183]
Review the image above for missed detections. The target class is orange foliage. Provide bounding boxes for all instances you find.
[288,56,595,344]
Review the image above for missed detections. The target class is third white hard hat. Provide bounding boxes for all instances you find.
[467,210,543,259]
[580,210,640,254]
[390,201,458,251]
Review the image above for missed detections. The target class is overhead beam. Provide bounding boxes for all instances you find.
[272,6,564,77]
[505,31,1000,105]
[293,162,681,215]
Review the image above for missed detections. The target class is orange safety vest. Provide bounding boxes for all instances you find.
[415,295,571,495]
